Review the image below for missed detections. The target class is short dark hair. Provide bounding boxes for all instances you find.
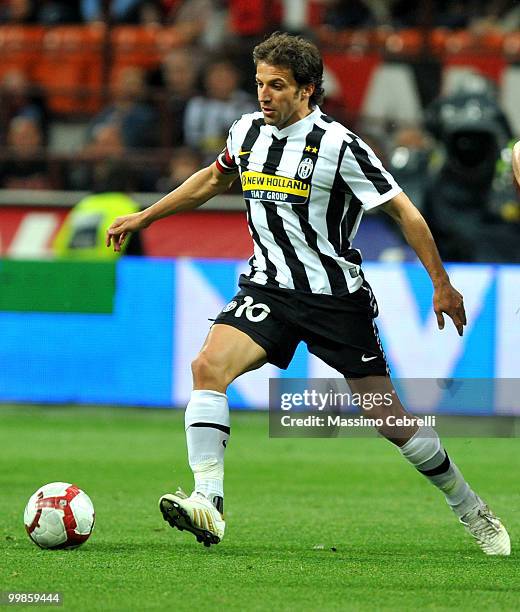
[253,32,324,107]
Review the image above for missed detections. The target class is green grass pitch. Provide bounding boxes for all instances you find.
[1,405,519,611]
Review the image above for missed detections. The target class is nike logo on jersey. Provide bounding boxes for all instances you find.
[361,354,378,362]
[239,150,252,156]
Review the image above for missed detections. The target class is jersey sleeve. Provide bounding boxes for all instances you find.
[215,121,239,175]
[215,146,238,174]
[339,137,402,211]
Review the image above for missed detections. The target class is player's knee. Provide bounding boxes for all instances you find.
[191,352,231,389]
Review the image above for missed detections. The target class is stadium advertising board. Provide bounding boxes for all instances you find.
[0,258,518,413]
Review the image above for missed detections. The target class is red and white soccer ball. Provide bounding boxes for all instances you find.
[24,482,95,549]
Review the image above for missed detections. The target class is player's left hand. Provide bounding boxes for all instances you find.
[433,282,466,336]
[106,211,147,252]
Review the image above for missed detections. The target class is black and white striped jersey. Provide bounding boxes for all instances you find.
[216,106,402,295]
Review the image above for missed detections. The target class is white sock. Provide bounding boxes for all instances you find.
[399,426,479,518]
[185,390,229,511]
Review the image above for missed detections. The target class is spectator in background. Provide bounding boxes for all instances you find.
[67,123,125,190]
[323,0,377,29]
[433,0,473,29]
[166,0,227,48]
[88,66,158,149]
[159,48,200,147]
[0,0,36,23]
[279,0,329,34]
[81,0,225,44]
[184,58,256,160]
[155,146,201,192]
[81,0,144,23]
[279,0,310,33]
[388,0,424,28]
[228,0,280,41]
[36,1,82,24]
[470,0,520,33]
[0,116,51,189]
[86,123,126,158]
[0,69,49,146]
[54,160,143,259]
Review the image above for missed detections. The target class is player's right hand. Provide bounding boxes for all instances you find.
[433,281,466,337]
[106,212,148,252]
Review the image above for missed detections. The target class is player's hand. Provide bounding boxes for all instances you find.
[106,212,148,252]
[433,282,466,336]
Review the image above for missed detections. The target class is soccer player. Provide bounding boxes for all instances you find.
[106,33,510,555]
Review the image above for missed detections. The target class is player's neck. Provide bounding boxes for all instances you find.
[276,106,315,130]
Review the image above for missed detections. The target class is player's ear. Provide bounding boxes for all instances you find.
[301,83,315,101]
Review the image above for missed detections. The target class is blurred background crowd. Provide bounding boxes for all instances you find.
[0,0,519,262]
[2,0,520,30]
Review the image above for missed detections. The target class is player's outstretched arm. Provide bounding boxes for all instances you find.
[381,192,467,336]
[512,141,520,188]
[106,162,237,252]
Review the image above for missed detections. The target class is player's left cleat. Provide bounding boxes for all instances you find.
[159,488,225,548]
[460,500,511,556]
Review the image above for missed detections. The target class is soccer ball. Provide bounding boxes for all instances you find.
[23,482,95,549]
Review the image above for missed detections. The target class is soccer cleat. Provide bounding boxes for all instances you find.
[159,488,225,547]
[460,500,511,556]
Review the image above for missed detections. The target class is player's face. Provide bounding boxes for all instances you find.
[255,63,314,130]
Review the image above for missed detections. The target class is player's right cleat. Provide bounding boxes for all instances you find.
[460,499,511,556]
[159,488,225,547]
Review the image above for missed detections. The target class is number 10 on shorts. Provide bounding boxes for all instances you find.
[233,296,271,323]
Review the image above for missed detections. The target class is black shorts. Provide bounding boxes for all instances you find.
[213,276,389,378]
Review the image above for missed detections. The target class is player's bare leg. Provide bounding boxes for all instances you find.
[346,375,417,445]
[160,324,267,547]
[191,323,268,392]
[347,376,510,555]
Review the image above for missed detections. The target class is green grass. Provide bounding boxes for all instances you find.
[1,405,519,611]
